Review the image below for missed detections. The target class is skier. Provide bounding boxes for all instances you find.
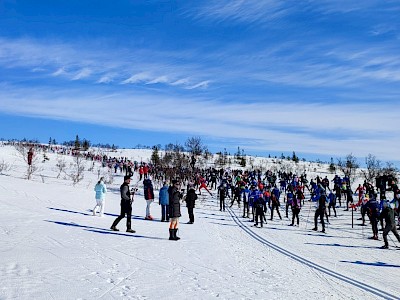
[110,176,135,233]
[242,185,250,217]
[270,193,282,221]
[379,201,400,249]
[364,194,380,240]
[327,191,337,217]
[289,192,301,226]
[218,183,229,211]
[93,177,107,217]
[254,194,267,227]
[313,194,326,233]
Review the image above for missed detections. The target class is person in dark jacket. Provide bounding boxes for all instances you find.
[270,194,282,221]
[379,201,400,249]
[169,180,182,240]
[218,183,229,211]
[110,175,135,233]
[364,194,379,240]
[290,194,301,226]
[185,187,198,224]
[254,195,267,227]
[313,194,326,233]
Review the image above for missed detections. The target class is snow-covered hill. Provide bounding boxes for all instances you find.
[0,145,398,300]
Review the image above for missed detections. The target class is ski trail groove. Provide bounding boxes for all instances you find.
[226,207,399,300]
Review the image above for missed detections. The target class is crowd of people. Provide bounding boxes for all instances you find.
[95,162,400,248]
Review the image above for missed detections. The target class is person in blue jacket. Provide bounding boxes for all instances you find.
[159,182,169,222]
[93,177,107,217]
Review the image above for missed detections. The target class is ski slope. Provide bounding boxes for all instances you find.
[0,145,398,300]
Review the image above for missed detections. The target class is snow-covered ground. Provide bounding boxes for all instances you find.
[0,145,398,300]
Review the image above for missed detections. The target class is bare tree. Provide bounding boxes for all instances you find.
[185,136,206,156]
[337,153,359,185]
[55,156,67,179]
[14,143,41,180]
[67,154,86,185]
[361,154,382,183]
[0,159,12,175]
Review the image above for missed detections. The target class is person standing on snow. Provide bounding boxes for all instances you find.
[254,194,267,227]
[218,183,229,211]
[110,175,135,233]
[169,180,182,240]
[313,194,326,233]
[184,186,198,224]
[159,182,169,222]
[93,177,107,217]
[143,178,155,220]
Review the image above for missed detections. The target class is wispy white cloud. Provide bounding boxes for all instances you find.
[52,67,67,77]
[185,80,210,90]
[191,0,289,25]
[0,85,399,161]
[72,68,92,80]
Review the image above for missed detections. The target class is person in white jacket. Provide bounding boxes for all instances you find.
[93,177,107,217]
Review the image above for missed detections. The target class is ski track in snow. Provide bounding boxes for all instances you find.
[226,204,399,300]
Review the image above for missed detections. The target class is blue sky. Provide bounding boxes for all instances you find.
[1,0,400,164]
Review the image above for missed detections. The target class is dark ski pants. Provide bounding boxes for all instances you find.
[314,208,325,230]
[220,198,225,211]
[270,204,282,220]
[328,203,337,217]
[383,224,400,247]
[291,208,300,225]
[187,206,194,223]
[254,208,265,227]
[161,204,169,221]
[243,200,249,217]
[112,201,132,230]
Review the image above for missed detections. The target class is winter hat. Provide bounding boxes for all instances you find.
[124,175,131,181]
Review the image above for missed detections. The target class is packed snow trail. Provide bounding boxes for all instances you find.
[226,206,399,300]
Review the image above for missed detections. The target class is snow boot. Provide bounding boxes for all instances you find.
[173,229,180,240]
[126,229,135,233]
[169,229,175,240]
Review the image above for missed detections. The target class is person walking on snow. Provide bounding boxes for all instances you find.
[379,201,400,249]
[93,177,107,217]
[110,175,136,233]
